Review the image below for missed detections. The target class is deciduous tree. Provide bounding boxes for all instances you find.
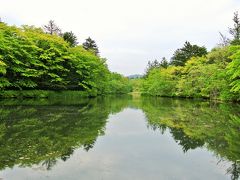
[43,20,61,35]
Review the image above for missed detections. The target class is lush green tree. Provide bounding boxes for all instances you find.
[66,46,110,94]
[0,60,6,75]
[106,73,132,94]
[141,45,239,101]
[82,37,99,56]
[63,31,78,47]
[170,41,207,66]
[130,78,143,93]
[0,23,42,90]
[0,59,7,90]
[0,23,132,96]
[142,66,180,96]
[141,13,240,101]
[227,46,240,98]
[176,56,229,99]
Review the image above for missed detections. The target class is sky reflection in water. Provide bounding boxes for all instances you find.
[0,95,239,180]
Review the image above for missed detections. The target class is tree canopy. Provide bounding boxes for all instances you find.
[145,58,169,77]
[170,41,207,66]
[0,22,132,96]
[141,45,240,101]
[63,31,78,47]
[141,12,240,102]
[82,37,99,56]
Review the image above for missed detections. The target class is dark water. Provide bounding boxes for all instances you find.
[0,95,240,180]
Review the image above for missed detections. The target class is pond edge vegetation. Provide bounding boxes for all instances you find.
[0,20,132,98]
[1,12,240,102]
[138,11,240,102]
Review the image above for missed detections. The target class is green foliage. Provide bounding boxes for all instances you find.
[176,56,230,99]
[145,60,161,77]
[145,58,169,77]
[105,73,132,94]
[142,66,180,96]
[170,41,207,66]
[0,60,6,74]
[0,23,132,96]
[141,45,240,101]
[82,37,99,56]
[0,90,90,99]
[227,46,240,97]
[130,78,143,93]
[141,12,240,101]
[63,31,78,47]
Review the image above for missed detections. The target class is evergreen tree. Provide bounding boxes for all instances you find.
[63,31,78,47]
[229,11,240,45]
[160,57,168,68]
[82,37,99,56]
[170,41,207,66]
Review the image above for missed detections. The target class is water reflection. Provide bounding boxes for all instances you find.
[0,95,239,179]
[139,97,240,180]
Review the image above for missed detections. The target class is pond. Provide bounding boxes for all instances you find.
[0,95,239,180]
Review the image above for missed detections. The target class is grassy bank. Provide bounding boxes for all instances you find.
[0,90,90,99]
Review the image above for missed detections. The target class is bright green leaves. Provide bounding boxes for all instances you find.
[0,78,11,89]
[106,73,132,94]
[0,59,6,74]
[142,67,179,97]
[0,23,131,95]
[142,45,240,101]
[228,47,240,96]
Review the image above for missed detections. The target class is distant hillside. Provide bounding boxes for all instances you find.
[127,74,143,79]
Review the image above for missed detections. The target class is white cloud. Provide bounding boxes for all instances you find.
[0,0,239,75]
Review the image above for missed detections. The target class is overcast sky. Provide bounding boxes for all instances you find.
[0,0,239,75]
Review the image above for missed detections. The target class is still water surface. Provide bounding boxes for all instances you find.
[0,95,239,180]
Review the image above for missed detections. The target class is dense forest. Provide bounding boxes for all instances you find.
[0,20,132,98]
[141,12,240,101]
[1,12,240,101]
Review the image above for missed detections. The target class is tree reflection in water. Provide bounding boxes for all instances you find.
[0,95,239,179]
